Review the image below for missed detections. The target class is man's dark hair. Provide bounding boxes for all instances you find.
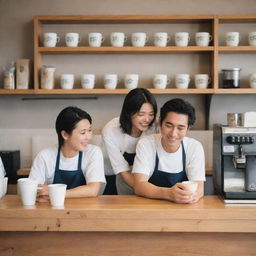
[160,98,196,126]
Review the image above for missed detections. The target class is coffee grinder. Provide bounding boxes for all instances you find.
[213,124,256,203]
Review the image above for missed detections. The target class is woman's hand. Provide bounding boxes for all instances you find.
[37,184,50,202]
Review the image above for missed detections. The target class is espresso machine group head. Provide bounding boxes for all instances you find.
[213,124,256,203]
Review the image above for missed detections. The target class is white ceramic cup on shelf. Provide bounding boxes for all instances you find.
[124,74,139,89]
[175,74,190,89]
[104,74,119,89]
[18,178,38,206]
[131,32,148,47]
[60,74,74,89]
[81,74,95,89]
[195,32,212,46]
[175,32,190,46]
[43,33,60,47]
[248,32,256,46]
[88,32,104,47]
[194,74,211,89]
[48,184,67,207]
[225,32,240,46]
[110,32,127,47]
[65,33,80,47]
[249,73,256,88]
[182,181,198,193]
[153,74,170,89]
[154,32,170,47]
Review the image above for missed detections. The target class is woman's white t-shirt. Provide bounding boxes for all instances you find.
[132,134,206,181]
[102,117,157,175]
[29,144,106,185]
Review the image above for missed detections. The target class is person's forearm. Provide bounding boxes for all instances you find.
[134,181,170,200]
[120,171,134,188]
[65,183,101,198]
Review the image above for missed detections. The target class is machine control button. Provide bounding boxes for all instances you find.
[226,136,255,144]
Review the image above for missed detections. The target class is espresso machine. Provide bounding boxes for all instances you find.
[213,124,256,203]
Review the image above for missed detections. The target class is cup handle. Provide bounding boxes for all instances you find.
[209,35,213,42]
[145,36,149,43]
[208,77,212,85]
[188,35,190,42]
[57,36,60,43]
[124,35,128,42]
[78,37,81,42]
[101,36,105,43]
[167,79,171,85]
[167,36,171,43]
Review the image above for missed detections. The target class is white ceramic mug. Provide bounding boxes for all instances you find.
[175,74,190,89]
[175,32,190,46]
[131,32,148,47]
[225,32,240,46]
[65,33,80,47]
[60,74,74,89]
[110,32,127,47]
[249,73,256,88]
[153,74,170,89]
[154,32,170,47]
[182,181,198,192]
[194,74,211,89]
[195,32,212,46]
[81,74,95,89]
[48,184,67,207]
[43,33,60,47]
[104,74,119,89]
[248,32,256,46]
[88,32,104,47]
[18,178,38,206]
[124,74,139,89]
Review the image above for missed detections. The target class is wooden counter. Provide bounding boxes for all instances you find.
[0,195,256,255]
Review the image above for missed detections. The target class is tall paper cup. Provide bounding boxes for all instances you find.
[48,184,67,207]
[182,181,198,192]
[18,178,38,206]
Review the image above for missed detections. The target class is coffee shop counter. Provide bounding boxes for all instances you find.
[0,195,256,256]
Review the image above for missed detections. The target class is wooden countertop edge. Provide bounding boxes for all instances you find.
[0,195,256,232]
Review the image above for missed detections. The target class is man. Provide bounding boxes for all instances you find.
[132,98,205,204]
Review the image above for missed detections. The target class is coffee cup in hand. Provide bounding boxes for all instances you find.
[182,181,198,193]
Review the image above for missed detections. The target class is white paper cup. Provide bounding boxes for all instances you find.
[182,181,198,192]
[0,177,8,198]
[18,178,38,206]
[48,184,67,207]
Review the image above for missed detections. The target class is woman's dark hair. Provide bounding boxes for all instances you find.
[119,88,157,134]
[55,106,92,147]
[160,98,196,126]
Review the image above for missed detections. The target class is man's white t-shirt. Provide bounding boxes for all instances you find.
[29,144,106,185]
[102,117,157,175]
[132,134,206,181]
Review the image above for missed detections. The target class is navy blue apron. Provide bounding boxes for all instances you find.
[53,149,86,189]
[103,151,135,195]
[148,141,188,187]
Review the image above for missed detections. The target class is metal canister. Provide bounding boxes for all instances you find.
[222,68,241,88]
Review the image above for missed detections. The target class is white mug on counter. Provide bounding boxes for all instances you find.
[225,32,240,46]
[131,32,148,47]
[154,32,170,47]
[104,74,119,89]
[182,181,198,192]
[81,74,95,89]
[88,32,104,47]
[110,32,127,47]
[175,32,190,46]
[194,74,211,89]
[124,74,139,89]
[153,74,170,89]
[175,74,190,89]
[65,33,80,47]
[248,32,256,46]
[43,32,60,47]
[195,32,212,46]
[60,74,74,89]
[48,184,67,207]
